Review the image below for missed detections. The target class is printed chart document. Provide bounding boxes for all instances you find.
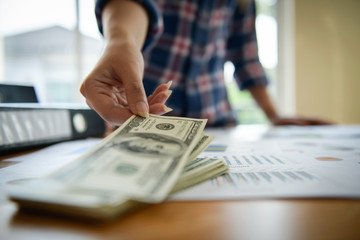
[2,124,359,205]
[171,125,360,200]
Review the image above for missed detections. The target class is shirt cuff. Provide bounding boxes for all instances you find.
[95,0,163,52]
[233,60,269,90]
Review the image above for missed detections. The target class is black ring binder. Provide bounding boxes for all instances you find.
[0,103,106,155]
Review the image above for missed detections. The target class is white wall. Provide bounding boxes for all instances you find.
[0,36,4,82]
[295,0,360,124]
[276,0,296,116]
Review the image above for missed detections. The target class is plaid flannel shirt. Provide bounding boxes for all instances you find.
[95,0,268,127]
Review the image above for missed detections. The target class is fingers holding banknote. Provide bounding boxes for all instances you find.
[81,80,173,126]
[80,36,173,126]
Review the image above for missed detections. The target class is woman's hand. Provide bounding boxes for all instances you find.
[80,41,172,126]
[80,0,169,126]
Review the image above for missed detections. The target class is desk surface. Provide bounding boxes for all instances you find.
[1,198,360,240]
[1,125,360,240]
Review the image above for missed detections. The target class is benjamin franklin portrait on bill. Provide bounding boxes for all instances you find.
[108,133,185,157]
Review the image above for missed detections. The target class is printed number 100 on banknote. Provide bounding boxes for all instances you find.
[50,114,207,203]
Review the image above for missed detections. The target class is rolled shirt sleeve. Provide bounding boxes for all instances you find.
[95,0,163,52]
[225,0,269,90]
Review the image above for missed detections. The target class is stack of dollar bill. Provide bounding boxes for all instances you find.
[7,114,229,221]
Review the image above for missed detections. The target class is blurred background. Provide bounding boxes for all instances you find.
[0,0,359,124]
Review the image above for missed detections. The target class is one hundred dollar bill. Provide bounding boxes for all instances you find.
[188,134,214,163]
[46,114,207,203]
[171,157,229,193]
[7,156,228,221]
[6,114,232,220]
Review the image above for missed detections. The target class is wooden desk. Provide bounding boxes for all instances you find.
[1,125,360,240]
[1,198,360,240]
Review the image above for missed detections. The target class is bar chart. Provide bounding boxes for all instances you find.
[211,170,316,187]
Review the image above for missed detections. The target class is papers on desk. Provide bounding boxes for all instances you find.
[1,124,360,207]
[264,124,360,139]
[171,125,360,200]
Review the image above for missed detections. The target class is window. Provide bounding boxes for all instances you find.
[0,0,279,124]
[225,0,278,124]
[0,0,103,103]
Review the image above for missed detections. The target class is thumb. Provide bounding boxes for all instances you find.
[127,81,149,118]
[116,46,149,118]
[122,71,149,118]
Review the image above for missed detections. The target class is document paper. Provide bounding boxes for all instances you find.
[171,125,360,200]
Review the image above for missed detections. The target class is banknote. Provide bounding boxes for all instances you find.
[171,157,229,193]
[6,114,231,220]
[47,114,207,203]
[8,156,228,221]
[188,134,214,163]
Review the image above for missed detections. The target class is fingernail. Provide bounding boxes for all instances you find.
[164,106,173,113]
[165,90,172,97]
[136,102,149,118]
[166,80,173,89]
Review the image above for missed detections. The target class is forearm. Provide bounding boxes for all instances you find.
[80,0,152,123]
[248,86,279,121]
[102,0,149,49]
